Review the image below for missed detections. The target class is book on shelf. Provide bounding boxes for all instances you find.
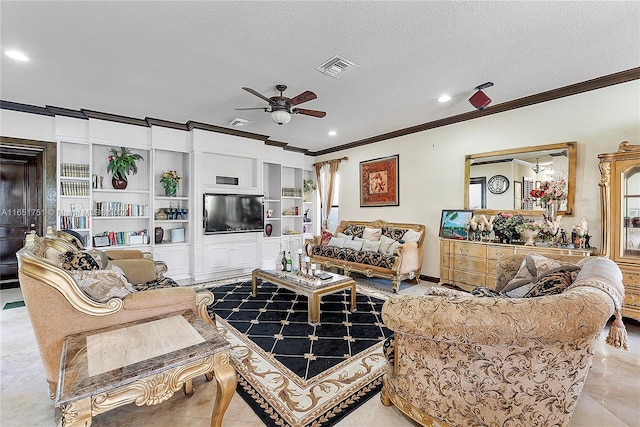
[93,202,149,217]
[59,215,89,229]
[99,229,149,246]
[61,163,90,178]
[60,181,90,196]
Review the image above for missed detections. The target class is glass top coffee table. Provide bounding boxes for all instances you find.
[55,309,236,427]
[251,269,356,324]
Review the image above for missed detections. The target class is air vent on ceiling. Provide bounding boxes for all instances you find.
[316,55,359,78]
[229,118,253,127]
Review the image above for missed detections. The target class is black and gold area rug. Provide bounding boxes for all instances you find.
[207,280,393,427]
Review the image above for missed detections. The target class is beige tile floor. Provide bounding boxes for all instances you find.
[1,284,639,427]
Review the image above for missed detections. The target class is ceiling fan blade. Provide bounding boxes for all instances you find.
[289,91,317,106]
[235,107,267,110]
[292,108,326,118]
[242,87,273,104]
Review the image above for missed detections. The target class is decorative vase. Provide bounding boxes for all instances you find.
[154,227,164,244]
[544,202,557,221]
[265,223,273,237]
[521,229,539,246]
[165,187,177,197]
[112,176,128,190]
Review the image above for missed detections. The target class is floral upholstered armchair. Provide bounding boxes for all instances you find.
[16,232,214,399]
[380,255,625,427]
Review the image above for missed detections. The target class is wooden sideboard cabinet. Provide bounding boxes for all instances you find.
[599,141,640,322]
[439,239,595,291]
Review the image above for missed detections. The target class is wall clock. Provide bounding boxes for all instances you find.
[488,174,510,194]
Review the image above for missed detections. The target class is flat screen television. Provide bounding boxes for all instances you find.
[203,193,264,234]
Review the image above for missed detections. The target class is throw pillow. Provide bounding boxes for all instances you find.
[342,224,365,238]
[327,237,347,248]
[502,253,569,297]
[321,229,333,245]
[344,239,364,251]
[336,232,353,240]
[471,286,504,297]
[84,248,109,269]
[362,227,382,241]
[385,240,402,255]
[362,239,381,252]
[69,270,135,302]
[59,251,101,271]
[523,268,578,298]
[382,227,407,241]
[402,229,422,243]
[378,235,396,254]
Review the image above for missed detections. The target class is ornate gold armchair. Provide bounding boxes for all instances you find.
[16,232,214,399]
[381,256,624,427]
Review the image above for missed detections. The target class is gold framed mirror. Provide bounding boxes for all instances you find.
[464,141,576,216]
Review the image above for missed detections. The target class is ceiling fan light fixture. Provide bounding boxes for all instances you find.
[271,109,291,125]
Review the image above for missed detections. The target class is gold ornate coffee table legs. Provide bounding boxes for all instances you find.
[58,352,237,427]
[211,351,237,427]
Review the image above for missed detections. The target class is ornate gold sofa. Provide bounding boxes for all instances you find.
[16,232,214,399]
[305,219,425,292]
[380,254,625,427]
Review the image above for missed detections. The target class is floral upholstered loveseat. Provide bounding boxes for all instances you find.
[305,219,425,292]
[380,254,625,427]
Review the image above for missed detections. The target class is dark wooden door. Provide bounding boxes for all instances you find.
[1,149,42,287]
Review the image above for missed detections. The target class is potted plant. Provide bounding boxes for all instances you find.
[303,179,316,202]
[160,170,182,197]
[107,147,143,189]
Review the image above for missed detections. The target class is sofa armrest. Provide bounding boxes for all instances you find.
[396,242,419,274]
[123,286,196,310]
[381,286,614,347]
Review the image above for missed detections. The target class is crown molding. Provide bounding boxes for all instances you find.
[3,67,638,157]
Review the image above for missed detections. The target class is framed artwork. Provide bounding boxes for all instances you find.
[439,209,474,239]
[93,235,110,247]
[360,154,399,207]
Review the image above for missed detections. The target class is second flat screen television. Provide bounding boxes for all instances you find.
[203,193,264,234]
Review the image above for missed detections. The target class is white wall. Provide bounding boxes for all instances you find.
[316,80,640,278]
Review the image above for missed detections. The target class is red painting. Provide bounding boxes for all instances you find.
[360,155,399,206]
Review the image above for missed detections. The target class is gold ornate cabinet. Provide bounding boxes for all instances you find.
[599,141,640,321]
[439,239,594,291]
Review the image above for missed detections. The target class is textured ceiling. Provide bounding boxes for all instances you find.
[1,1,639,153]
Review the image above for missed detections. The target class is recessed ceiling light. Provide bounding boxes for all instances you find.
[5,50,29,61]
[438,94,452,103]
[328,130,337,136]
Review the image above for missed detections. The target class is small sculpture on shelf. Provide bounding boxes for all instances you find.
[572,216,590,248]
[303,209,311,222]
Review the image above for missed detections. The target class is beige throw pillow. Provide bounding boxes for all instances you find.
[378,235,396,254]
[402,229,422,243]
[327,237,347,248]
[362,227,382,241]
[344,239,364,251]
[69,270,135,302]
[362,239,381,252]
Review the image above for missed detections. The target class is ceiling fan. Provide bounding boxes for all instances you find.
[236,84,326,125]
